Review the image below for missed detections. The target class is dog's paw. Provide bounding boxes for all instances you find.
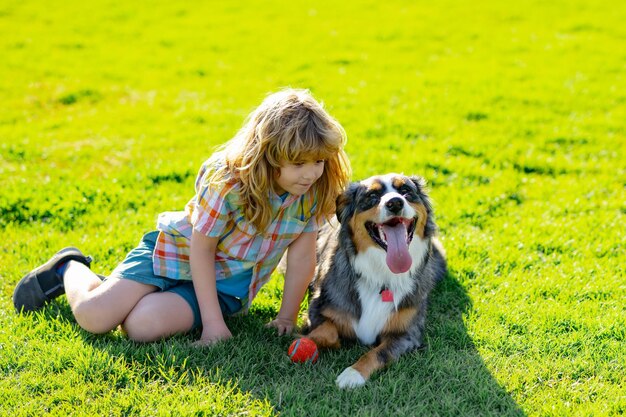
[336,366,366,389]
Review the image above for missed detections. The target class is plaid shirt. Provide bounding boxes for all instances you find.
[153,160,321,309]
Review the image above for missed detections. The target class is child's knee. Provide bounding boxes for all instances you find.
[122,315,154,342]
[72,301,119,334]
[122,303,166,342]
[122,295,194,342]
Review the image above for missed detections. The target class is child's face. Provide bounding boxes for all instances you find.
[275,159,325,196]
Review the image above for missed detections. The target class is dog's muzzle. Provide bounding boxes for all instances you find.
[364,215,416,274]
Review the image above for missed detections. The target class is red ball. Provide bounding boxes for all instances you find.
[288,337,319,364]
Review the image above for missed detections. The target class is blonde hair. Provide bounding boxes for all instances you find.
[206,88,351,231]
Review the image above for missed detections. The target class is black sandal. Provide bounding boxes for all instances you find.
[13,247,93,313]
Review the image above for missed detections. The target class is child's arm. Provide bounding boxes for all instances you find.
[268,231,318,335]
[190,229,232,345]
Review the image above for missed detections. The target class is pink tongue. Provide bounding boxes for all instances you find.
[382,223,412,274]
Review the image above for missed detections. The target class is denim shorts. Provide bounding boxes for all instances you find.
[109,231,243,329]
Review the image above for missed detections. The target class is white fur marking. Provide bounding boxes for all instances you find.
[351,235,429,344]
[336,366,366,389]
[378,194,416,224]
[353,280,396,345]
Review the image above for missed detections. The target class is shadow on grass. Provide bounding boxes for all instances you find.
[238,272,527,416]
[414,271,526,416]
[35,271,525,416]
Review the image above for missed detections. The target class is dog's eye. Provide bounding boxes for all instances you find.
[366,192,380,205]
[399,186,415,197]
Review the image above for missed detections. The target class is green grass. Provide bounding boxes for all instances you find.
[1,0,625,415]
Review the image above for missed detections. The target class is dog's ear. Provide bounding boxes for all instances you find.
[336,182,360,224]
[410,175,436,232]
[410,175,434,213]
[409,175,428,195]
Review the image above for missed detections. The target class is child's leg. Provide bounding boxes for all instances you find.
[64,261,157,334]
[121,291,195,342]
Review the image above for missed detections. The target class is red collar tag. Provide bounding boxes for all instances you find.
[381,289,394,302]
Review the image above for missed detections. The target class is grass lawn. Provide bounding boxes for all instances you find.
[1,0,624,415]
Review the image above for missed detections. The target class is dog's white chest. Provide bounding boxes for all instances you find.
[351,244,424,346]
[353,284,396,345]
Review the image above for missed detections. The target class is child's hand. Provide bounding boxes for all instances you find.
[266,316,295,336]
[192,320,232,347]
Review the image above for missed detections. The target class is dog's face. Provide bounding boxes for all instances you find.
[336,173,433,274]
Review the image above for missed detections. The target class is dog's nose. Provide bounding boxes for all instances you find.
[385,197,404,214]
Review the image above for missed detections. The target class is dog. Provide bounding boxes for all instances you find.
[304,173,447,388]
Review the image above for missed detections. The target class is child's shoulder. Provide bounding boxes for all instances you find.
[195,156,219,183]
[195,156,238,191]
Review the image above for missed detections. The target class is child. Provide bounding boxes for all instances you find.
[13,88,351,345]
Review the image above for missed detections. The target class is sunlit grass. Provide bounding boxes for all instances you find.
[1,0,624,415]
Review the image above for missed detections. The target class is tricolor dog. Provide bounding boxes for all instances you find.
[305,173,447,388]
